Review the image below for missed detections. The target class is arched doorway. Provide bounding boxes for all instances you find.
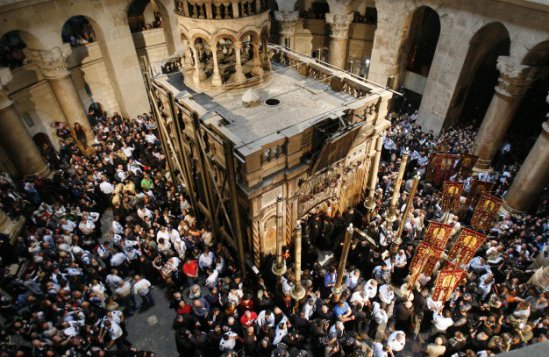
[445,22,510,128]
[399,6,441,111]
[0,31,27,68]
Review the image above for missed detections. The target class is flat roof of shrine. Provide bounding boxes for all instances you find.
[154,47,392,155]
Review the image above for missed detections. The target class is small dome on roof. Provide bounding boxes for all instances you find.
[242,88,260,107]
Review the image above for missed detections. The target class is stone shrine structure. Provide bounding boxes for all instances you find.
[0,0,547,234]
[151,0,392,265]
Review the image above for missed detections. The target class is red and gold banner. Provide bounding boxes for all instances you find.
[426,153,460,187]
[408,241,442,288]
[470,193,502,232]
[423,221,454,250]
[421,222,453,277]
[448,228,487,266]
[432,263,467,302]
[455,154,478,179]
[467,180,494,207]
[441,181,464,212]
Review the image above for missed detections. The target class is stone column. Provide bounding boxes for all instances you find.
[367,0,409,87]
[275,11,299,49]
[191,46,201,85]
[25,45,94,143]
[473,57,537,170]
[251,41,264,77]
[0,68,50,177]
[503,119,549,213]
[325,13,353,69]
[233,41,246,84]
[211,43,223,86]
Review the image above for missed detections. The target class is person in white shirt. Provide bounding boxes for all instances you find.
[387,330,406,352]
[370,301,388,340]
[78,217,95,236]
[256,309,275,328]
[364,279,378,300]
[133,275,154,309]
[379,284,395,315]
[110,251,128,267]
[219,332,238,352]
[106,270,123,292]
[198,247,215,270]
[99,177,115,194]
[432,309,454,334]
[205,268,219,288]
[61,219,77,233]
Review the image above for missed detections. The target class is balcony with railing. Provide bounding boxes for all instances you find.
[175,0,269,19]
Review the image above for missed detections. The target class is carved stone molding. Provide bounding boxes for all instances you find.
[275,11,299,36]
[0,67,13,110]
[24,44,72,80]
[325,12,353,40]
[495,56,538,98]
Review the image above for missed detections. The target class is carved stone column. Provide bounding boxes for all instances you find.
[473,56,537,170]
[0,68,50,177]
[251,41,264,77]
[211,44,223,86]
[233,41,246,84]
[325,12,353,69]
[503,116,549,213]
[275,11,299,49]
[25,45,94,143]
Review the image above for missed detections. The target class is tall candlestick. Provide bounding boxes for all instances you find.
[365,136,383,210]
[386,153,409,222]
[395,174,421,243]
[290,221,306,301]
[332,224,354,302]
[272,195,287,276]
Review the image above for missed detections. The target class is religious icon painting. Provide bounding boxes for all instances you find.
[470,193,502,232]
[432,263,467,302]
[447,228,487,266]
[441,181,464,213]
[422,221,454,250]
[467,180,494,208]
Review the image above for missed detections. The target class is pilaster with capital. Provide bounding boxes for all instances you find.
[474,56,538,170]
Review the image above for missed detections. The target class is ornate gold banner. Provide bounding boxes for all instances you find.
[467,180,494,207]
[441,181,464,212]
[470,193,502,232]
[423,221,454,250]
[408,241,442,288]
[455,154,478,179]
[432,263,467,302]
[422,221,454,277]
[426,153,460,187]
[448,228,487,266]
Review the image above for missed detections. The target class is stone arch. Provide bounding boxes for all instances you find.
[212,30,239,46]
[444,22,510,128]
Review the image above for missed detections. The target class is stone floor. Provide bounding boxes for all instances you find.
[125,287,178,357]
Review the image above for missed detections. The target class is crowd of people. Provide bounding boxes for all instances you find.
[0,102,547,357]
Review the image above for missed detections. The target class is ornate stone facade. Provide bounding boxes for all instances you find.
[274,10,299,37]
